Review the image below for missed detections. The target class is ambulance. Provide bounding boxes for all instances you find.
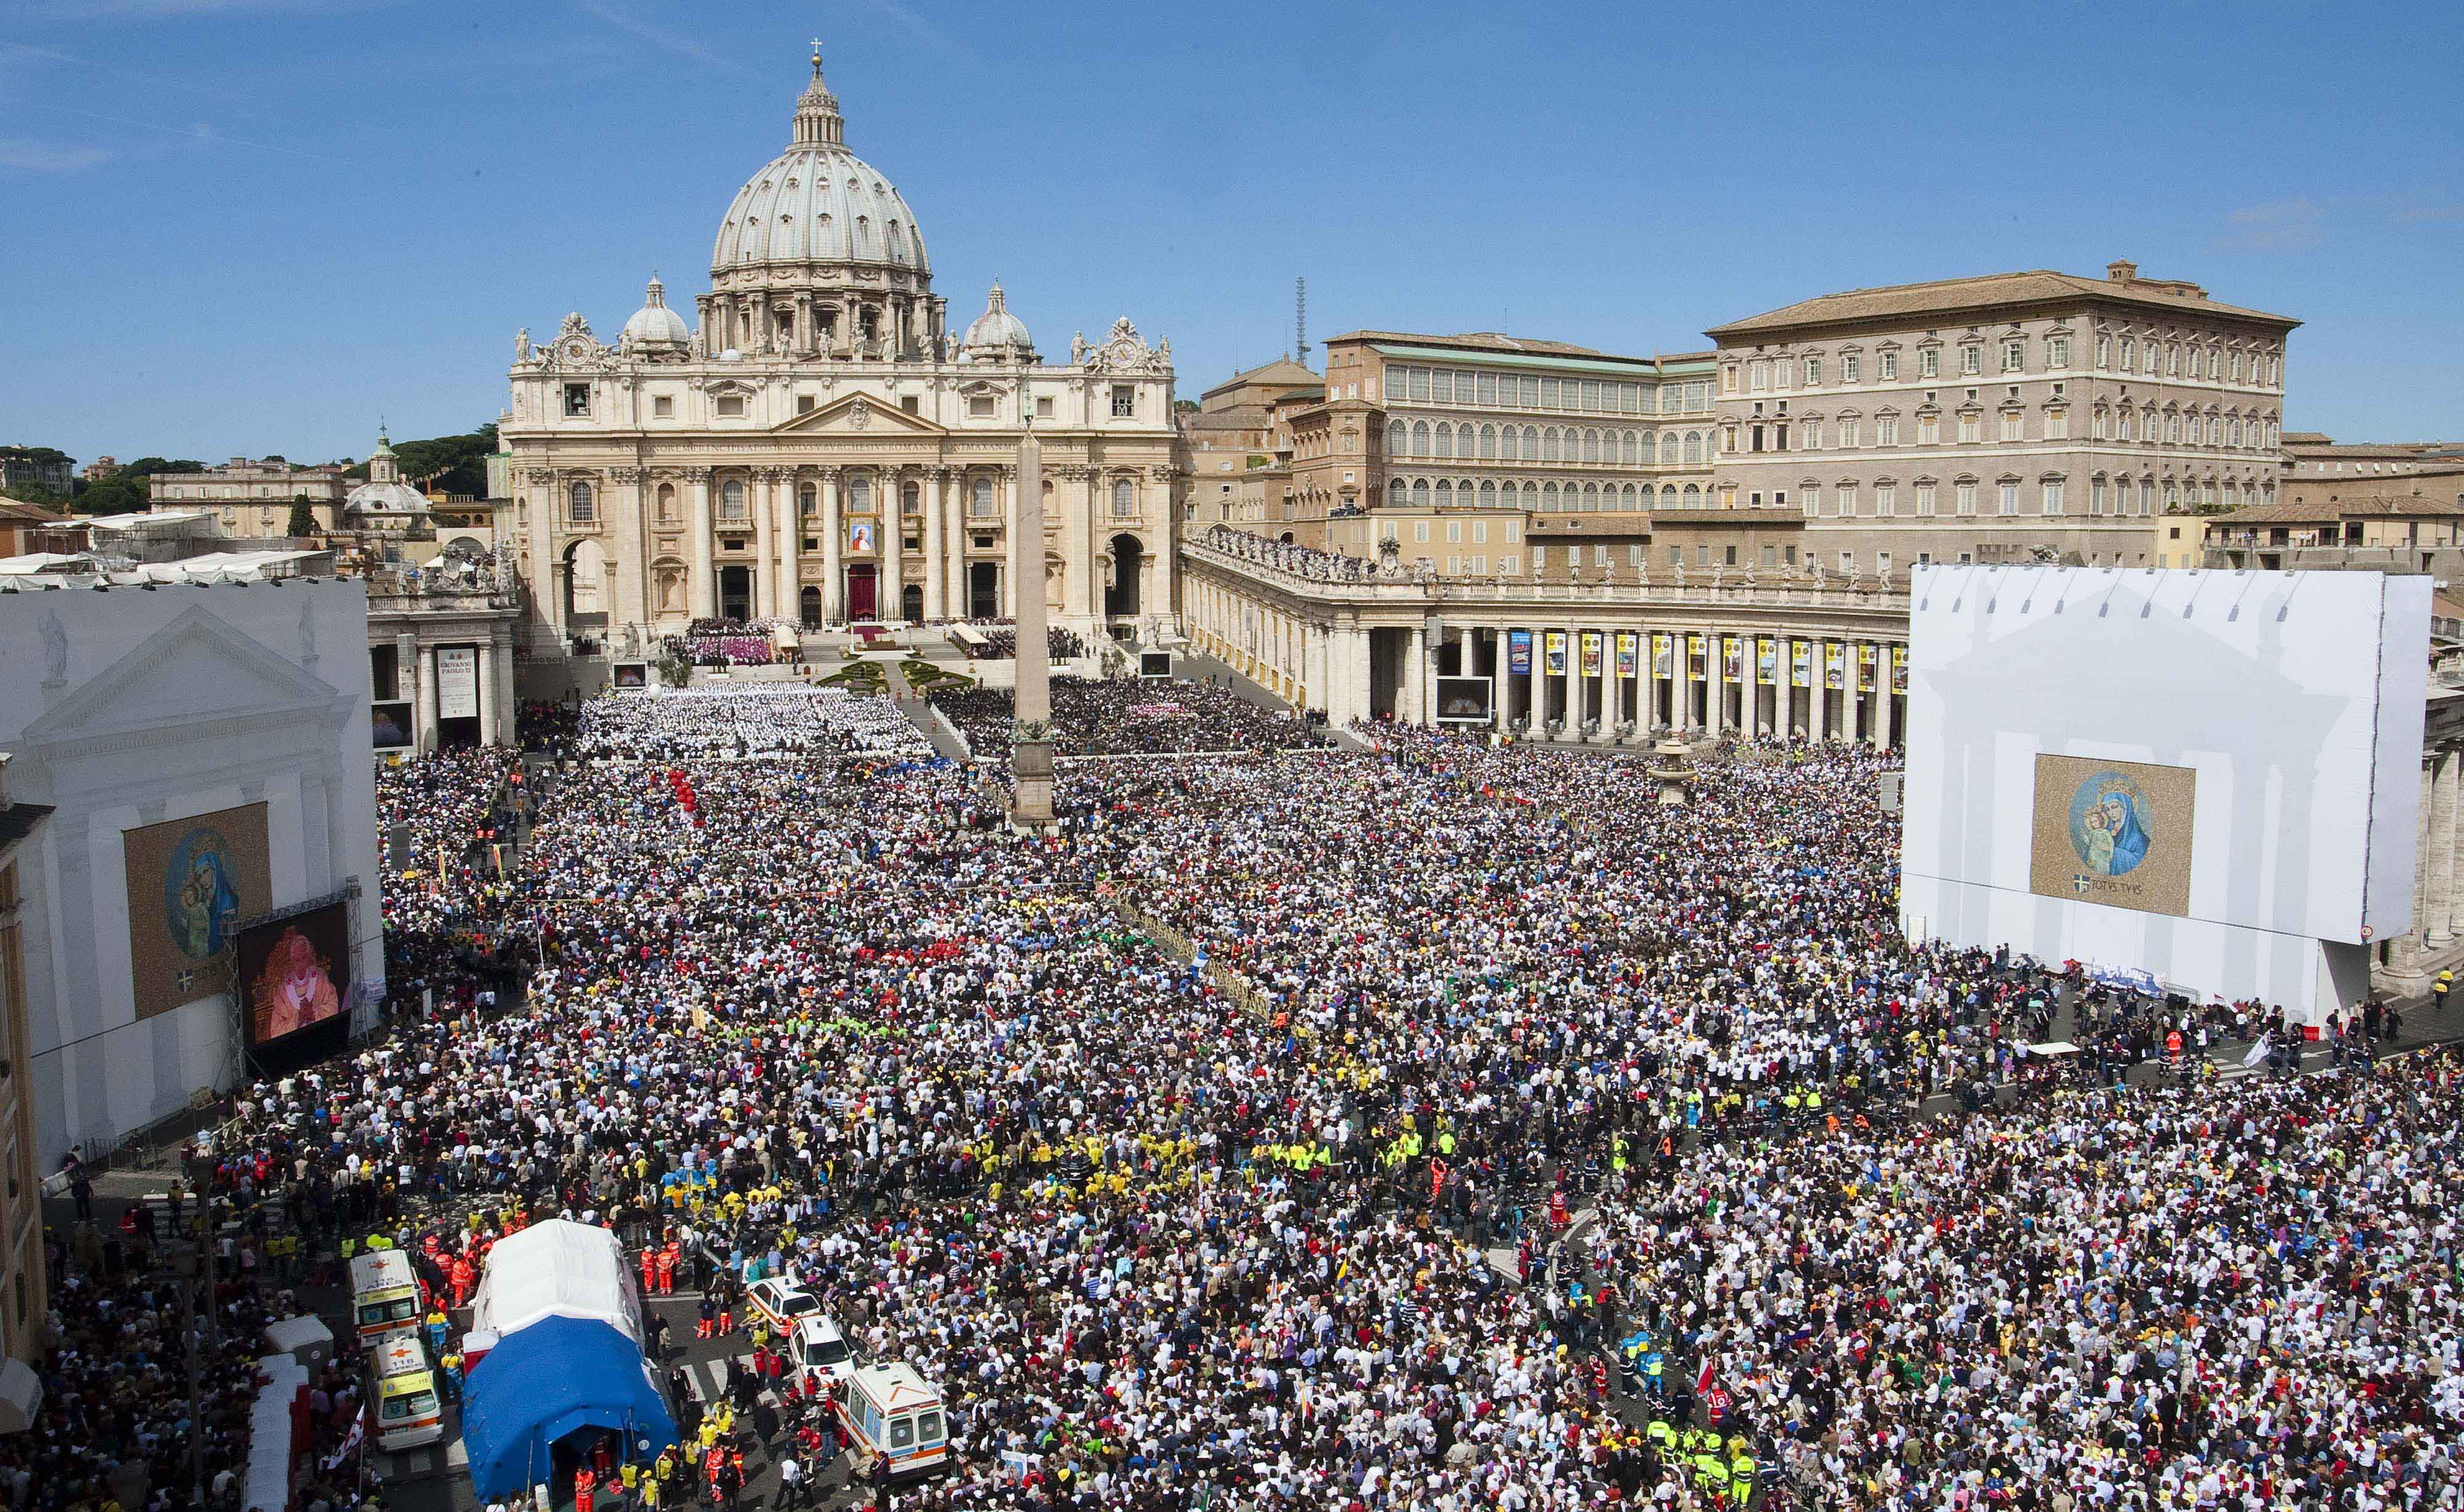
[348,1250,421,1343]
[368,1328,445,1451]
[833,1363,946,1481]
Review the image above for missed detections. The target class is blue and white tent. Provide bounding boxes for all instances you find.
[460,1314,676,1501]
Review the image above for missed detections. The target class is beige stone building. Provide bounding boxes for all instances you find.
[1705,261,2296,576]
[496,49,1179,653]
[1267,331,1717,552]
[150,456,351,536]
[1179,359,1319,533]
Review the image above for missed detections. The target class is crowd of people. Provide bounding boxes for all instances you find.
[930,677,1332,762]
[40,688,2464,1512]
[574,687,929,762]
[965,627,1088,663]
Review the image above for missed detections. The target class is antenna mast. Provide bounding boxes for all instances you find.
[1294,277,1309,366]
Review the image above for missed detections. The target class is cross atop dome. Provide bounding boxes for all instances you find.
[792,37,843,147]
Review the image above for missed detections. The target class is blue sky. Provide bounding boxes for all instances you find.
[4,0,2460,465]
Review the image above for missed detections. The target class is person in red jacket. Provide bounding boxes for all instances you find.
[572,1467,596,1512]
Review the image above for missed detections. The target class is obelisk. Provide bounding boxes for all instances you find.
[1009,411,1056,826]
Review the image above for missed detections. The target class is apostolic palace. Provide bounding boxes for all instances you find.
[495,46,1180,652]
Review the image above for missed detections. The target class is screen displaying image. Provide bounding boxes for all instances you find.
[612,662,649,690]
[371,701,415,749]
[237,900,353,1048]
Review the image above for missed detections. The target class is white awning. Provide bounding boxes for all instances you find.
[0,1356,43,1434]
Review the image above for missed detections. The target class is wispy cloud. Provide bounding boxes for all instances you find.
[26,103,356,164]
[571,0,760,78]
[843,0,976,63]
[2214,194,2462,253]
[2216,198,2325,253]
[0,134,108,172]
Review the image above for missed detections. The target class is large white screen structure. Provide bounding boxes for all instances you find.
[1899,567,2428,1021]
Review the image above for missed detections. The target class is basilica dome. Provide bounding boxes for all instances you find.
[710,55,930,280]
[619,273,691,352]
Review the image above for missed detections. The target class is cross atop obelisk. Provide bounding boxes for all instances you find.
[1008,406,1056,827]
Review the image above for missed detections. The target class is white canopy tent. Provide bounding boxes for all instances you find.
[468,1218,642,1348]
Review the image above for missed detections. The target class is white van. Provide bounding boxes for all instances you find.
[834,1363,946,1481]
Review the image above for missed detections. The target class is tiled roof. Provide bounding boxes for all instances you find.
[2211,496,2464,525]
[1707,269,2299,339]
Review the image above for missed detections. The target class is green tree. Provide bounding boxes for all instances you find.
[286,496,318,536]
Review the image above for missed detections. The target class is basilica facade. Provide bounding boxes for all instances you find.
[496,49,1180,652]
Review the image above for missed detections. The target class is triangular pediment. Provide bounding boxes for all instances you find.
[771,393,947,437]
[18,600,344,746]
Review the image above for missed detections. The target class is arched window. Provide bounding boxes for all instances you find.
[1388,478,1407,507]
[1542,427,1561,461]
[1542,482,1559,508]
[1621,431,1637,464]
[1660,432,1679,464]
[969,475,995,516]
[1683,431,1703,466]
[798,482,816,516]
[848,474,873,512]
[1582,482,1600,509]
[568,480,594,522]
[1623,483,1638,506]
[1583,429,1600,463]
[1480,424,1497,459]
[1411,479,1430,506]
[1112,478,1135,518]
[1522,426,1539,456]
[1522,482,1539,504]
[1435,479,1453,506]
[1480,480,1497,505]
[720,477,745,519]
[901,481,920,514]
[1682,483,1701,505]
[1499,426,1519,461]
[1387,420,1405,455]
[1661,484,1678,505]
[1434,422,1453,458]
[655,482,676,523]
[1412,421,1430,456]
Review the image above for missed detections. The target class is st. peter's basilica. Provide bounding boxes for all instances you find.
[497,46,1180,652]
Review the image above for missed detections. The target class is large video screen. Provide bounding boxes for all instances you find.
[1433,676,1494,724]
[1899,566,2428,1019]
[236,901,354,1048]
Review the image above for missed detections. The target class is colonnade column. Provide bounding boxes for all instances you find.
[1644,635,1663,731]
[820,467,844,625]
[1406,623,1429,725]
[2428,749,2459,948]
[687,469,715,620]
[1874,644,1897,752]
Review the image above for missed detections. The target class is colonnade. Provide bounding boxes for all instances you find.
[1482,625,1904,747]
[2381,744,2464,978]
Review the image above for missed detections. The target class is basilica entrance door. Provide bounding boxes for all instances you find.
[719,565,752,623]
[968,562,1000,620]
[901,585,924,625]
[846,565,878,622]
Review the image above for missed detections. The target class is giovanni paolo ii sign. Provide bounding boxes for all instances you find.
[2026,755,2197,916]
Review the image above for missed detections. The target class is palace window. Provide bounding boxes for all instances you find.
[1111,384,1136,418]
[652,395,673,418]
[716,395,746,418]
[970,476,996,517]
[1112,479,1136,519]
[848,474,874,513]
[720,479,745,520]
[567,480,594,523]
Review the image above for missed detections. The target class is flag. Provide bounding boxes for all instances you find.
[1695,1356,1715,1396]
[2241,1036,2271,1070]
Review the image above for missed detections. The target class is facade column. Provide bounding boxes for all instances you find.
[923,470,947,621]
[883,472,907,626]
[751,471,776,623]
[1083,469,1104,619]
[948,469,970,618]
[685,470,715,621]
[610,467,647,636]
[2429,748,2459,948]
[781,474,804,632]
[820,467,844,625]
[1058,465,1087,623]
